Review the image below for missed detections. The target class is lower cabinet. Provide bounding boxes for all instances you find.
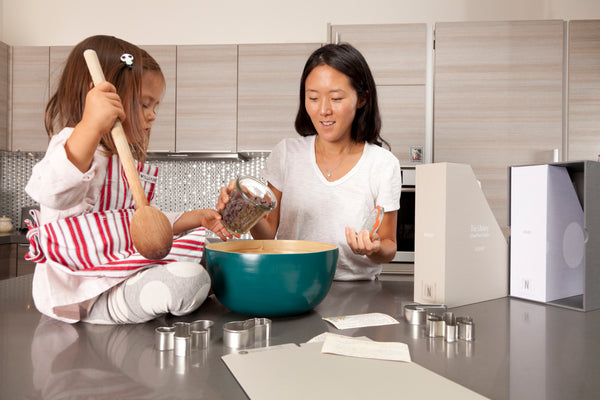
[16,243,35,276]
[0,244,15,280]
[0,243,35,280]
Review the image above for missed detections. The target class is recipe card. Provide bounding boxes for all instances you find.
[322,312,399,329]
[321,333,411,363]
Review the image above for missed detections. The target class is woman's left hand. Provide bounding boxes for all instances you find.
[345,227,381,257]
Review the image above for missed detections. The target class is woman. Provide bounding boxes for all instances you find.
[218,43,401,281]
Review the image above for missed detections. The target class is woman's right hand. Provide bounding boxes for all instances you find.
[215,179,237,212]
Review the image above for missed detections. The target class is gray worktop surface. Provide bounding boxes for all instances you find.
[1,274,599,400]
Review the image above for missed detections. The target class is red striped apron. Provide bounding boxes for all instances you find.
[25,156,205,278]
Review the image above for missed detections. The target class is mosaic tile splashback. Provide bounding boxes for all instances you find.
[0,151,267,238]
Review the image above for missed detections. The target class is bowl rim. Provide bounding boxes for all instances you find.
[205,239,338,255]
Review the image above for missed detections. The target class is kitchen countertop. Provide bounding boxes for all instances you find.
[1,274,599,400]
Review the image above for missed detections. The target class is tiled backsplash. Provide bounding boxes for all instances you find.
[0,151,267,235]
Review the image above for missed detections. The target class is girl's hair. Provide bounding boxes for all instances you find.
[294,43,388,148]
[45,35,164,162]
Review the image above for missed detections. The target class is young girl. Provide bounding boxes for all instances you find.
[217,43,401,281]
[25,35,232,324]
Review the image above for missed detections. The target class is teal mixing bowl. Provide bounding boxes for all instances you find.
[205,240,338,317]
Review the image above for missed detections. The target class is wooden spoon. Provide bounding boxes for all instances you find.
[83,49,173,259]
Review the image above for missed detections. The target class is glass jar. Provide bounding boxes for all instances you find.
[219,176,277,235]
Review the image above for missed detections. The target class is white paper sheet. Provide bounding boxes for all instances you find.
[321,334,411,362]
[222,342,489,400]
[321,312,399,329]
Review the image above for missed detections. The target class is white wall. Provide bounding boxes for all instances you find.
[2,0,600,46]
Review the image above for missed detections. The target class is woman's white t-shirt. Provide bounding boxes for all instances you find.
[262,135,402,281]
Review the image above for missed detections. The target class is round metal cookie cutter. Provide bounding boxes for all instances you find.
[403,303,447,325]
[190,319,214,350]
[155,326,175,351]
[457,316,475,341]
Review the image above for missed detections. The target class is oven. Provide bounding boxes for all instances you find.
[393,166,415,263]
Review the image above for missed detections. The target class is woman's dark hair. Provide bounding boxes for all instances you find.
[45,35,163,162]
[294,43,388,148]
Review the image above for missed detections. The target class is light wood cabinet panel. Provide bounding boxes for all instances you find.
[49,46,72,97]
[568,20,600,162]
[434,20,564,231]
[143,45,176,152]
[176,45,237,153]
[237,43,319,152]
[0,42,9,150]
[11,46,50,152]
[329,24,427,85]
[378,85,426,164]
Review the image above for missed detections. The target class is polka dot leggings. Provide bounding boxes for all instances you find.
[83,262,211,324]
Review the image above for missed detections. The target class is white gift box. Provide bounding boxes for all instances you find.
[413,163,508,308]
[509,164,584,303]
[509,161,600,311]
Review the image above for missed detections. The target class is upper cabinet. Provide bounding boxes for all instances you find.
[0,42,9,150]
[377,85,426,164]
[329,23,428,164]
[11,46,50,152]
[330,24,427,85]
[237,43,319,152]
[433,20,564,232]
[176,45,237,153]
[142,45,177,152]
[49,46,72,96]
[568,20,600,162]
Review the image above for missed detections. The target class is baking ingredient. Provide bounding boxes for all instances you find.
[220,187,276,235]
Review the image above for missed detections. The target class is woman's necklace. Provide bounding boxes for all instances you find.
[316,136,353,179]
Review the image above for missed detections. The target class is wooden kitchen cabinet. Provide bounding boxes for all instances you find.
[328,23,428,163]
[568,20,600,162]
[11,46,50,152]
[143,45,177,152]
[329,24,427,85]
[49,45,72,96]
[237,43,319,152]
[378,85,426,164]
[0,42,8,150]
[433,20,564,232]
[176,45,237,153]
